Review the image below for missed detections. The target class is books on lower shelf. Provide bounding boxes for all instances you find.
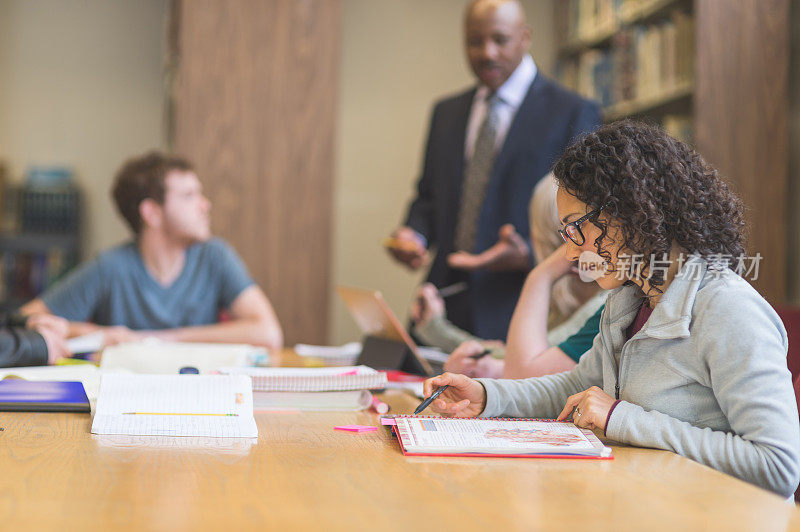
[220,366,388,411]
[393,416,613,459]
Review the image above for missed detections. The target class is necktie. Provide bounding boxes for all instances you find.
[454,94,502,252]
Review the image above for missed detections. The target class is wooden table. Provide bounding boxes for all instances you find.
[2,355,800,531]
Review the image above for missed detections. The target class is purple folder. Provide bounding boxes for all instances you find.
[0,380,90,413]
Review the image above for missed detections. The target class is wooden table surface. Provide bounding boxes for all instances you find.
[2,353,800,531]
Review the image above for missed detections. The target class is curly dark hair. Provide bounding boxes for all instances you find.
[552,120,746,293]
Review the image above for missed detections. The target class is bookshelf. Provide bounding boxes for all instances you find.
[559,0,689,54]
[555,0,694,141]
[0,183,82,312]
[603,79,692,121]
[552,0,791,303]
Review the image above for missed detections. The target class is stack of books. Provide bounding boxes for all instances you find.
[220,366,388,411]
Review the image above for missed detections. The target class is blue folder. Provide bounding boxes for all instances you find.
[0,380,90,413]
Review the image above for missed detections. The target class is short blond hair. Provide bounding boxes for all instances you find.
[528,173,582,320]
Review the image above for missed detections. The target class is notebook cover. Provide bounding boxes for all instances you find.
[392,416,614,460]
[0,380,90,413]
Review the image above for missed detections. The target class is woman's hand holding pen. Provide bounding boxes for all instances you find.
[422,372,486,418]
[556,386,616,432]
[444,340,504,378]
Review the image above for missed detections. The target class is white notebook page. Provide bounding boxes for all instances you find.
[91,374,258,438]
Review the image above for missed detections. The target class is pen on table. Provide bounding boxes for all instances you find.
[413,385,449,415]
[469,348,492,360]
[437,281,468,299]
[122,412,239,417]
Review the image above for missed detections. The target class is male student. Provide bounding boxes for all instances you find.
[21,152,283,350]
[387,0,600,340]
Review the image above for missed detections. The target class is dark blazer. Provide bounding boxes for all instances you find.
[404,73,601,341]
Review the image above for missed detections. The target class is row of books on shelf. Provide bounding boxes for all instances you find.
[565,0,680,45]
[1,186,81,234]
[0,249,74,306]
[557,10,693,109]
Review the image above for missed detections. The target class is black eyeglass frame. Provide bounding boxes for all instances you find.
[558,203,609,246]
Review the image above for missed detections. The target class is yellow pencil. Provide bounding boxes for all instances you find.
[122,412,239,417]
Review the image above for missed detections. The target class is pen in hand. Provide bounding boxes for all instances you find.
[414,385,450,415]
[469,348,492,360]
[437,281,468,299]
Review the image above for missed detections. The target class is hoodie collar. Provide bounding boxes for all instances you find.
[606,255,708,340]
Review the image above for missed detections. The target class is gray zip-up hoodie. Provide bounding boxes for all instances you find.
[477,256,800,498]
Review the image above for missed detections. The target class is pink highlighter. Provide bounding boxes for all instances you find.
[370,395,390,414]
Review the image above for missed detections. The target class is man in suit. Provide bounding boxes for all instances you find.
[387,0,601,340]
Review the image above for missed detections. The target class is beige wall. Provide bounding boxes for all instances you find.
[0,0,167,256]
[330,0,555,344]
[0,0,557,342]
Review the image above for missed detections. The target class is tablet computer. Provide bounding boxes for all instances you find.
[336,286,435,376]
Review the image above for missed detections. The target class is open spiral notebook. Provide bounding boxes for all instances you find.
[393,416,613,459]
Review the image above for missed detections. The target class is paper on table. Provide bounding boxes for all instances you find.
[294,342,361,358]
[383,381,425,398]
[0,364,103,400]
[91,373,258,438]
[417,346,449,364]
[100,339,268,374]
[66,332,105,354]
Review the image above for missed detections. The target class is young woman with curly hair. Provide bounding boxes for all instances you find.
[421,120,800,498]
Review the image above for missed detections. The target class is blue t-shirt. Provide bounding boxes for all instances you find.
[42,238,254,329]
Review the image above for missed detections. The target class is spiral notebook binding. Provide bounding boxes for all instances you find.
[247,373,387,392]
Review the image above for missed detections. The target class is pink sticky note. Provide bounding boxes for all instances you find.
[380,417,397,426]
[335,424,378,433]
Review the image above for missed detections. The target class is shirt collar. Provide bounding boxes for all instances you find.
[476,54,537,107]
[606,255,709,340]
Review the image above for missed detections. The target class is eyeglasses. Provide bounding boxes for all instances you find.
[558,203,608,246]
